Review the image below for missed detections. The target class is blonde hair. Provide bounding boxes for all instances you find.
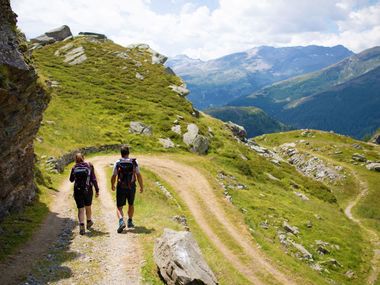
[75,153,84,163]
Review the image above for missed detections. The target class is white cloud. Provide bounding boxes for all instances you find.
[10,0,380,60]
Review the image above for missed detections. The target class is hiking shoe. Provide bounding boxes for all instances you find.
[79,224,85,235]
[117,220,126,233]
[87,220,94,230]
[127,219,134,228]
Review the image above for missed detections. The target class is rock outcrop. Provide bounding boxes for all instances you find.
[169,84,190,97]
[366,162,380,172]
[183,124,209,154]
[78,32,107,39]
[0,0,49,219]
[154,229,218,285]
[225,121,247,141]
[129,121,152,136]
[371,132,380,144]
[31,25,72,45]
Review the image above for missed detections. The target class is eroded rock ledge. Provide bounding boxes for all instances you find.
[0,0,49,219]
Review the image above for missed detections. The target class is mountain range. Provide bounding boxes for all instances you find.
[166,45,353,109]
[229,46,380,138]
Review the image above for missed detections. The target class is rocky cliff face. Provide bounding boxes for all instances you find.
[0,0,49,219]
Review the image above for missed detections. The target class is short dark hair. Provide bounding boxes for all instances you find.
[120,145,130,157]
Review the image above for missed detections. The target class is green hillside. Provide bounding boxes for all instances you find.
[3,35,378,284]
[205,106,291,137]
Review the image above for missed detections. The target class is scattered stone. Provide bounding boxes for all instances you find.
[63,46,87,65]
[225,195,232,203]
[291,241,313,260]
[306,220,313,228]
[171,124,181,135]
[154,229,218,285]
[310,263,323,272]
[191,109,200,118]
[172,215,189,230]
[319,258,342,268]
[314,214,322,220]
[135,72,144,80]
[260,220,269,229]
[266,173,279,181]
[169,84,190,97]
[225,121,247,142]
[294,192,309,201]
[366,162,380,172]
[345,270,356,279]
[352,143,362,150]
[159,138,175,149]
[156,182,173,199]
[283,221,299,235]
[129,121,152,136]
[352,153,366,162]
[78,32,107,39]
[115,51,129,59]
[278,232,288,245]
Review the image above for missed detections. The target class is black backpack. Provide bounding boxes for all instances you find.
[117,159,137,189]
[73,164,91,191]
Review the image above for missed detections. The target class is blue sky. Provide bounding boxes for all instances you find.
[11,0,380,60]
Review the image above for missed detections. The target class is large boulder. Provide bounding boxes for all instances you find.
[225,121,247,141]
[366,163,380,172]
[183,124,199,146]
[31,25,72,45]
[0,0,49,219]
[192,135,209,155]
[129,121,152,136]
[159,138,175,149]
[154,229,218,285]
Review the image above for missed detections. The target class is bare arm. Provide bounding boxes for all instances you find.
[69,168,75,182]
[111,175,117,191]
[136,173,144,193]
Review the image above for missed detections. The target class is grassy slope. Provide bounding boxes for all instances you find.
[10,36,374,284]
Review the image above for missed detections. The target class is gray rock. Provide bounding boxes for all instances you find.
[165,67,176,75]
[154,229,218,285]
[183,124,199,146]
[294,192,309,201]
[225,121,247,141]
[31,25,72,45]
[152,51,168,65]
[319,258,342,268]
[352,153,366,162]
[283,221,299,235]
[127,43,150,50]
[345,270,356,279]
[366,162,380,172]
[129,121,152,136]
[371,133,380,144]
[78,32,107,39]
[63,46,87,65]
[191,135,209,155]
[171,124,181,135]
[136,72,144,80]
[291,242,313,260]
[159,138,175,149]
[169,85,190,97]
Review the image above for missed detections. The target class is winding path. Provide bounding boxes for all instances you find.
[0,154,299,285]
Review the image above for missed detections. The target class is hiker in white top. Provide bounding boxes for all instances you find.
[111,145,144,233]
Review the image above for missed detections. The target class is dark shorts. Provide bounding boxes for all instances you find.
[73,187,93,208]
[116,184,136,207]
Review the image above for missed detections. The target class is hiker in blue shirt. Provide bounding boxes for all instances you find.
[111,145,144,233]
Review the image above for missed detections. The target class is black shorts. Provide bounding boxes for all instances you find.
[73,187,93,208]
[116,184,136,207]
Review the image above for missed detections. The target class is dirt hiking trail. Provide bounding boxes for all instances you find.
[0,154,299,285]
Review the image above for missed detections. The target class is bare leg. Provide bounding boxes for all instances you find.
[117,207,124,220]
[128,205,134,219]
[78,208,85,224]
[85,206,92,221]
